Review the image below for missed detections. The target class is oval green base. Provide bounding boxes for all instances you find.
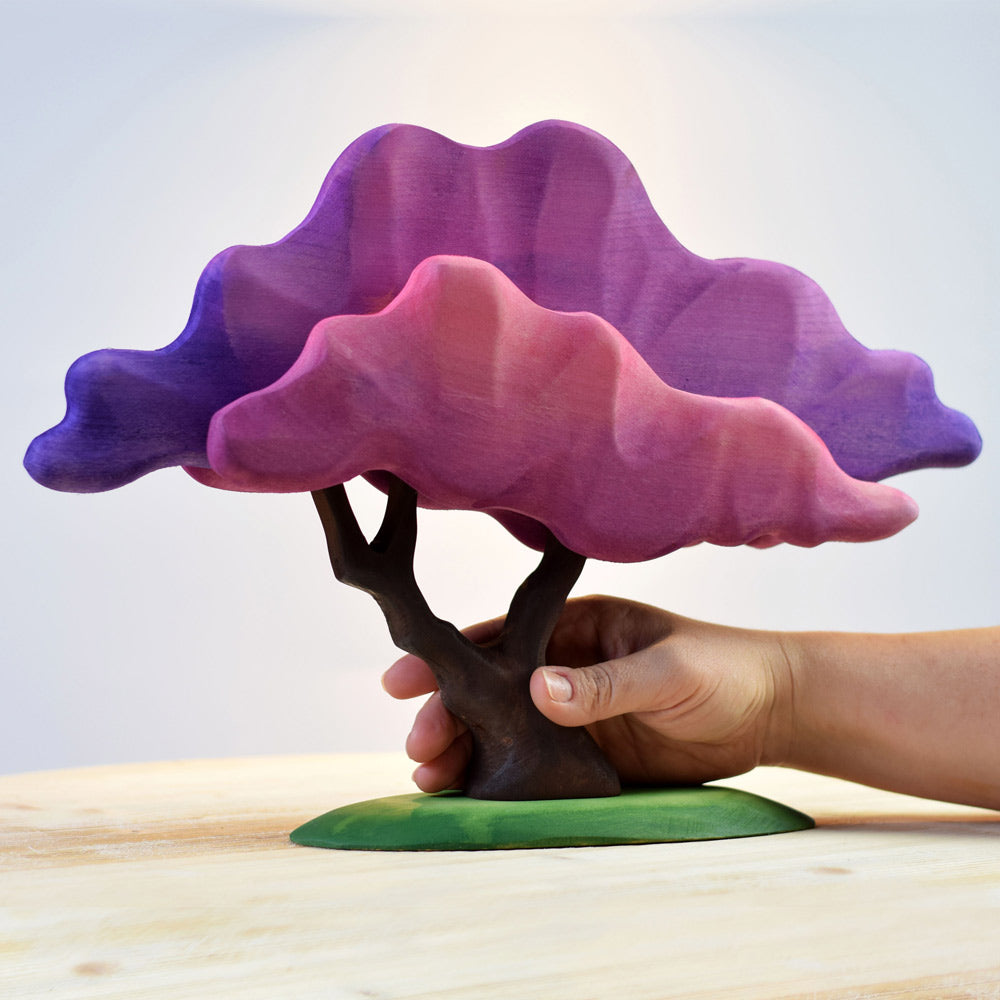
[290,786,814,851]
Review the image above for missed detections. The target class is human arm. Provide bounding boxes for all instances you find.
[776,626,1000,809]
[382,595,1000,810]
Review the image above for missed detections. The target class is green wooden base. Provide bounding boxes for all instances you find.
[290,786,814,851]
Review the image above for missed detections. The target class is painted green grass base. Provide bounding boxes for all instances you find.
[290,786,814,851]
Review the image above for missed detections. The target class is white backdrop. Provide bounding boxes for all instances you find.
[3,0,997,775]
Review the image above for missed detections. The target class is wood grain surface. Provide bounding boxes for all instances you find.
[2,754,998,999]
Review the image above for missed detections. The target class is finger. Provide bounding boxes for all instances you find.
[405,691,468,763]
[545,594,666,667]
[382,654,437,699]
[412,731,473,793]
[544,594,623,664]
[530,646,676,728]
[458,617,507,644]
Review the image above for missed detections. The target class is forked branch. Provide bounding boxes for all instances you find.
[311,474,463,666]
[311,474,618,799]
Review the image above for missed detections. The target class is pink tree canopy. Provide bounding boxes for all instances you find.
[25,120,979,493]
[192,256,917,563]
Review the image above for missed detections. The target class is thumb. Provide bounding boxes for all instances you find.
[530,659,641,727]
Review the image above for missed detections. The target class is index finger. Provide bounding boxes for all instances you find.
[382,653,438,699]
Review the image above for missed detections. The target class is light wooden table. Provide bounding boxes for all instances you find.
[2,754,999,999]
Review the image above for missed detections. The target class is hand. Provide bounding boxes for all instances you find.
[381,594,793,792]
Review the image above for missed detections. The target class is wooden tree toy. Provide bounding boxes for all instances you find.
[26,123,981,834]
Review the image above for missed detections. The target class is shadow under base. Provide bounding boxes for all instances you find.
[290,786,814,851]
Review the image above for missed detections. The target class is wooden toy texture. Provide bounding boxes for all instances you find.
[196,255,919,562]
[24,121,980,494]
[289,785,814,851]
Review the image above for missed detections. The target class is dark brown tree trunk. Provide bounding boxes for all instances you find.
[311,474,620,800]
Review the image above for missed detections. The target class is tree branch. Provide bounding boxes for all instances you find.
[311,475,466,667]
[500,530,586,667]
[311,479,617,799]
[370,473,419,560]
[311,483,374,587]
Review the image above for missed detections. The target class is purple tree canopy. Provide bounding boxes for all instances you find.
[193,256,918,562]
[25,120,980,493]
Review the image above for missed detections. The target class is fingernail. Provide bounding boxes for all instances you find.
[541,667,573,703]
